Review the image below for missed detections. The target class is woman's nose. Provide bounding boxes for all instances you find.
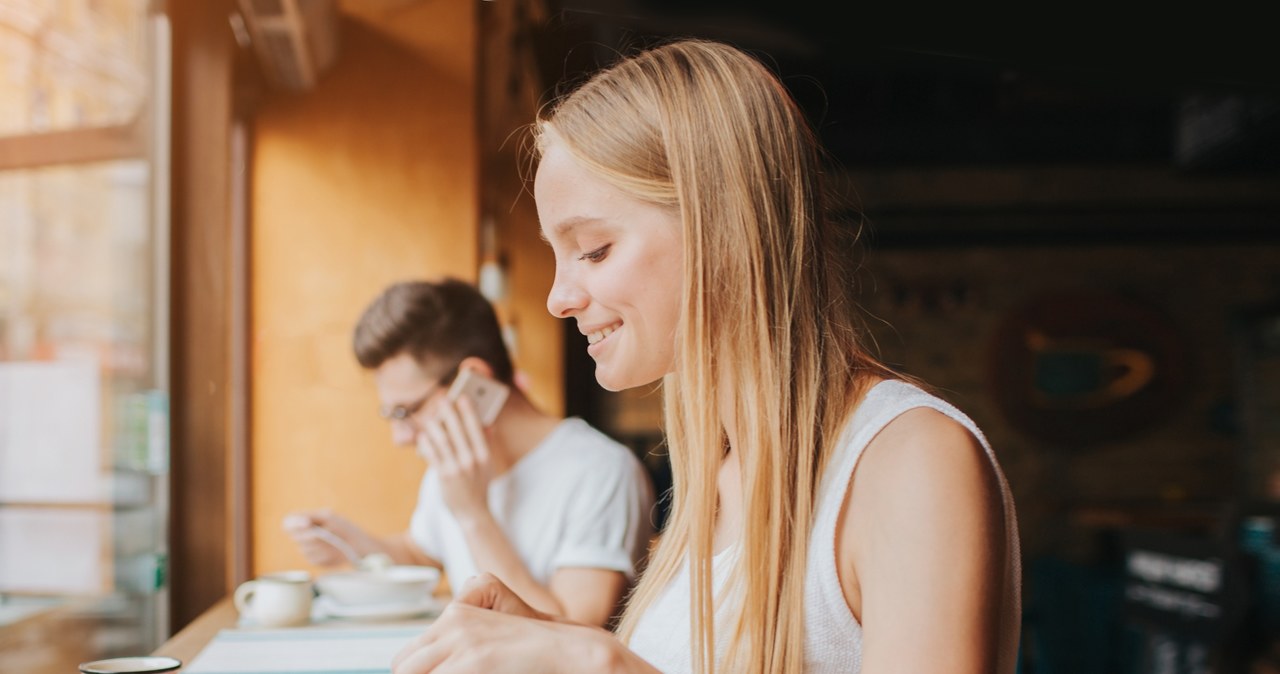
[546,271,588,318]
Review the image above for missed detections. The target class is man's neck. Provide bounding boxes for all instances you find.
[486,392,563,475]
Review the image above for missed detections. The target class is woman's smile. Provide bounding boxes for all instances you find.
[536,136,683,391]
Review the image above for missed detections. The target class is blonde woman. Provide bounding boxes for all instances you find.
[393,38,1021,674]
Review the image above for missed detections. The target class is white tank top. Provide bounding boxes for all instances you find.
[628,380,1022,673]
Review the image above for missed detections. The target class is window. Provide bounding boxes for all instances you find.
[0,1,170,670]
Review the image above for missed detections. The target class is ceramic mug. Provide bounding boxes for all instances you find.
[234,570,313,627]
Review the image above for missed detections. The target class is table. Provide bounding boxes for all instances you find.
[153,597,238,664]
[153,596,437,671]
[0,597,102,674]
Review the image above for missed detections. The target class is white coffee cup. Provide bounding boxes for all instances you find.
[234,570,313,627]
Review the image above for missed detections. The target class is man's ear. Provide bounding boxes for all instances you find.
[456,356,496,380]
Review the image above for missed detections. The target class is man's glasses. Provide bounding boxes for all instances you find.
[377,363,460,422]
[379,388,435,421]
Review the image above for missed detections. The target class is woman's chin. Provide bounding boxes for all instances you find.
[593,369,627,392]
[593,366,661,393]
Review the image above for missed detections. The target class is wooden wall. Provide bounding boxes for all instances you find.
[249,13,480,575]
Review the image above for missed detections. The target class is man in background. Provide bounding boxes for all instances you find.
[284,278,653,627]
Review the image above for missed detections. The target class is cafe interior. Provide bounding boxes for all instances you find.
[2,1,1279,673]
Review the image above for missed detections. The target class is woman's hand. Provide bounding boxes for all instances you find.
[392,575,611,674]
[450,572,552,621]
[417,396,495,521]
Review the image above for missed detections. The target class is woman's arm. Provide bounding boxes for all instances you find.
[392,574,661,674]
[839,407,1007,674]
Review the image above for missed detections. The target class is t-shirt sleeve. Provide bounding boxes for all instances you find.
[551,451,655,579]
[408,469,444,561]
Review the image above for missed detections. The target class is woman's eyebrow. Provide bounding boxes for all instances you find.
[540,215,604,242]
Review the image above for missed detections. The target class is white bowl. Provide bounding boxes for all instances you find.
[316,565,440,606]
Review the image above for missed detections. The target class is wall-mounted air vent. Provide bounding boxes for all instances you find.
[237,0,339,92]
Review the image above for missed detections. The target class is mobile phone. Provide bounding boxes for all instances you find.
[446,368,510,427]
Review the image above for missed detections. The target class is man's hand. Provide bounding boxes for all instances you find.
[416,396,495,522]
[282,509,378,567]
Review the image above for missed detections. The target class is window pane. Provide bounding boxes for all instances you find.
[0,158,167,666]
[0,0,150,137]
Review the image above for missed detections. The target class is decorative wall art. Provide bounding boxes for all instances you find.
[987,290,1191,446]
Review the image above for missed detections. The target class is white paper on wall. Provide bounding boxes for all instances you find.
[0,359,106,503]
[0,507,109,594]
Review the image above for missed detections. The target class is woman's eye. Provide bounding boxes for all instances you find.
[578,244,611,262]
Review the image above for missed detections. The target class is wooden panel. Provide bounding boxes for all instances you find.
[169,0,237,630]
[0,121,144,171]
[338,0,476,86]
[249,15,479,576]
[503,202,563,416]
[479,0,563,416]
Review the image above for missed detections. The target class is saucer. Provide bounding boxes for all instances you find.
[315,594,444,622]
[79,656,182,673]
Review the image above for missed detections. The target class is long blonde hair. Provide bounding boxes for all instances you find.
[537,39,896,674]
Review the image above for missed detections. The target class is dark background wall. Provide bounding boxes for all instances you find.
[531,5,1280,671]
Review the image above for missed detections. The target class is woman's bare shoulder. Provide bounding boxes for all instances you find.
[840,405,1004,577]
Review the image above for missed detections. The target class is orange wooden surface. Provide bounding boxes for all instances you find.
[153,597,237,666]
[249,10,479,577]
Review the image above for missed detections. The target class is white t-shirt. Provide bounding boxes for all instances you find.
[408,417,655,591]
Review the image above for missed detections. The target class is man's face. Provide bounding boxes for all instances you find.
[372,352,454,446]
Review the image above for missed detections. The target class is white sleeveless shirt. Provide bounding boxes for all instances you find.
[628,380,1022,673]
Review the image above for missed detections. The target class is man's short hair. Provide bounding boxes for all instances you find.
[352,278,515,384]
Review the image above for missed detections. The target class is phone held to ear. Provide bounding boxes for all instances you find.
[446,368,510,427]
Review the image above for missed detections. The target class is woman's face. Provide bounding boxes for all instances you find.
[536,138,684,392]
